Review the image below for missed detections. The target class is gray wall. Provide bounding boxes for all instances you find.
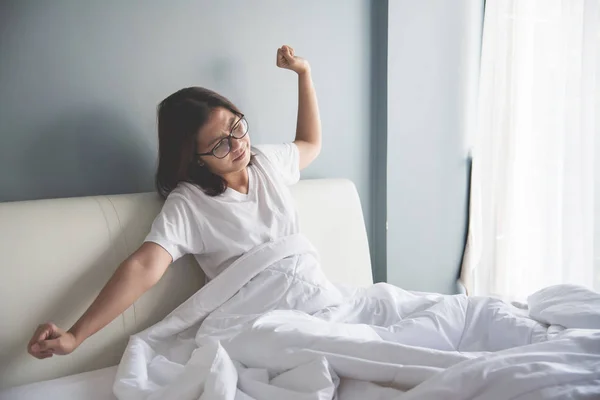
[0,0,373,246]
[386,0,484,294]
[1,0,486,290]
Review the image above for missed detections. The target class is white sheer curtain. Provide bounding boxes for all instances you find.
[461,0,600,301]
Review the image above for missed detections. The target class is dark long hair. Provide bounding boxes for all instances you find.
[155,87,243,198]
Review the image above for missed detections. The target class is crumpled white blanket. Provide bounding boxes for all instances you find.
[114,234,600,400]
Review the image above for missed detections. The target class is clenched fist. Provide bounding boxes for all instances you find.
[28,322,79,359]
[276,45,310,75]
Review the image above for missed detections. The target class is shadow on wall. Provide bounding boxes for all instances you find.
[12,108,155,202]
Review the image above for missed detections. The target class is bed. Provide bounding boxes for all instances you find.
[1,179,599,399]
[0,179,372,399]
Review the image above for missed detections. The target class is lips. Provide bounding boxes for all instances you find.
[232,149,246,162]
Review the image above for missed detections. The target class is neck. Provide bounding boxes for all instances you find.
[223,168,249,194]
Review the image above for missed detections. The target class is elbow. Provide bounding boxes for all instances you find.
[307,139,322,158]
[295,139,322,170]
[121,257,164,291]
[308,139,321,158]
[310,139,322,160]
[313,142,322,160]
[124,242,172,290]
[314,138,322,155]
[303,143,322,170]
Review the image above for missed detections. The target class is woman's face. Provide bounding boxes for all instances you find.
[196,107,251,176]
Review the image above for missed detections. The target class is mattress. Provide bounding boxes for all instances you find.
[0,366,117,400]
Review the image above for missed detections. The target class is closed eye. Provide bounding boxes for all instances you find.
[208,134,229,146]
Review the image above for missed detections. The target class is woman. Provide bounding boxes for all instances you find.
[27,45,321,359]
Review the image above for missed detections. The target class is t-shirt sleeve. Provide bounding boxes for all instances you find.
[254,142,300,186]
[144,193,203,262]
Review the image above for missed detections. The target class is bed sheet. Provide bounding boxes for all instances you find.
[0,365,117,400]
[114,234,600,399]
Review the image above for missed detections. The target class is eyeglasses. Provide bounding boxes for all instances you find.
[196,116,249,159]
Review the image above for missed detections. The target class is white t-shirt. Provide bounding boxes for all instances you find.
[144,143,300,279]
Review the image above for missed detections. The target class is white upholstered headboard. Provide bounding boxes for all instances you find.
[0,178,372,389]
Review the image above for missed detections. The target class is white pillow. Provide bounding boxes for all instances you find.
[527,284,600,329]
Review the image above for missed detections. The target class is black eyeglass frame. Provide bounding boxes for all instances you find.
[196,115,249,159]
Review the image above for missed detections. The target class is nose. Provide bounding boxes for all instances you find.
[230,136,244,152]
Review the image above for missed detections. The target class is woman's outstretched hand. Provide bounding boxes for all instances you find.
[28,322,79,359]
[276,45,310,75]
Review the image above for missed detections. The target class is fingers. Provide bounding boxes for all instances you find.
[29,341,55,359]
[276,45,298,69]
[36,338,61,352]
[29,323,51,345]
[31,344,54,359]
[276,49,289,68]
[29,338,61,359]
[281,45,294,61]
[28,322,60,359]
[28,322,54,350]
[277,45,295,59]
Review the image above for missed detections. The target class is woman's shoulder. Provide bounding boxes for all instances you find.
[157,183,208,224]
[251,143,298,172]
[252,143,297,158]
[251,143,300,186]
[165,182,206,205]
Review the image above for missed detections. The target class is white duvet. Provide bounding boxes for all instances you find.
[114,234,600,399]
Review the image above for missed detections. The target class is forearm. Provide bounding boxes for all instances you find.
[68,258,158,345]
[295,70,322,152]
[276,44,321,169]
